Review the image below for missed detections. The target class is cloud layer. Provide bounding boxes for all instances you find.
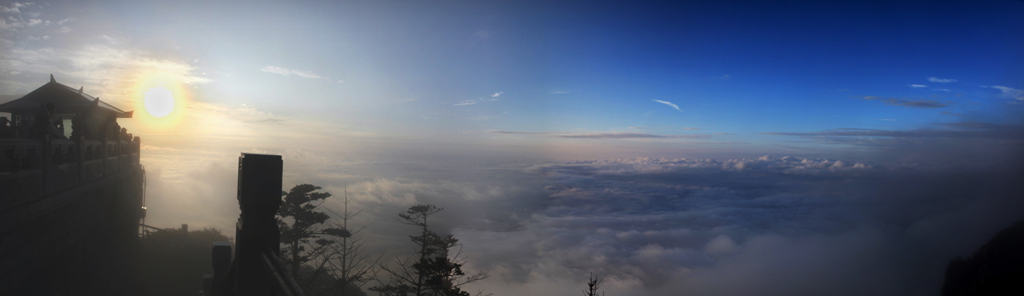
[406,156,1022,296]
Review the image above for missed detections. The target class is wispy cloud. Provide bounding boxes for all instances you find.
[489,130,557,135]
[260,65,326,80]
[236,104,285,123]
[559,132,709,139]
[653,99,681,111]
[881,99,946,108]
[490,130,710,139]
[928,77,957,83]
[0,45,210,100]
[992,86,1024,101]
[862,96,947,108]
[628,126,643,129]
[260,66,292,76]
[682,127,701,130]
[456,92,503,106]
[290,70,322,79]
[550,90,570,95]
[908,84,927,88]
[941,111,964,117]
[0,2,30,13]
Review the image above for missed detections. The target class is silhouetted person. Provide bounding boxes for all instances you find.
[16,117,33,139]
[33,103,65,139]
[33,103,52,132]
[70,114,84,141]
[81,99,108,141]
[0,117,15,138]
[104,117,120,141]
[120,127,130,142]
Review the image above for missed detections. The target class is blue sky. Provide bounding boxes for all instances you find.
[5,0,1020,144]
[2,1,1024,295]
[323,0,1018,136]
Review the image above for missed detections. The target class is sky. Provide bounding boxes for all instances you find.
[2,0,1024,295]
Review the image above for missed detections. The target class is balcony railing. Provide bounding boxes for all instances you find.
[0,136,141,208]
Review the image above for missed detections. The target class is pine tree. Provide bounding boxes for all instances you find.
[370,205,489,296]
[278,184,350,287]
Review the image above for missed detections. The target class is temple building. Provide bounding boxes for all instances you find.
[0,75,145,295]
[0,74,132,139]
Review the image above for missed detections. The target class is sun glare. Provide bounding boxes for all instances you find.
[131,72,191,130]
[144,87,175,117]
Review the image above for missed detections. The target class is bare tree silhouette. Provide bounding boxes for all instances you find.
[320,186,382,296]
[583,273,604,296]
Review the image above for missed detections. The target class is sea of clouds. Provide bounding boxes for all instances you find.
[141,148,1024,296]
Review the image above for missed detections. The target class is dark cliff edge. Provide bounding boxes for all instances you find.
[942,220,1024,296]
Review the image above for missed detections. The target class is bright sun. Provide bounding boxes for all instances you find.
[143,87,175,118]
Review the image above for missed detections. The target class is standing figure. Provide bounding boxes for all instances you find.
[70,114,85,141]
[33,103,65,139]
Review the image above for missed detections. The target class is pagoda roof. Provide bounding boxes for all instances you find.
[0,74,133,118]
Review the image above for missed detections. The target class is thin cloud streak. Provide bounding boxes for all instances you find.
[559,132,710,139]
[861,96,947,108]
[490,130,710,139]
[653,100,681,111]
[260,65,292,76]
[260,65,326,80]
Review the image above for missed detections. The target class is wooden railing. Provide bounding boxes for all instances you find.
[0,136,141,208]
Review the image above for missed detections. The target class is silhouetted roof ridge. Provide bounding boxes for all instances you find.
[0,74,133,118]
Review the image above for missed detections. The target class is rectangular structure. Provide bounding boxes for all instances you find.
[234,153,283,296]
